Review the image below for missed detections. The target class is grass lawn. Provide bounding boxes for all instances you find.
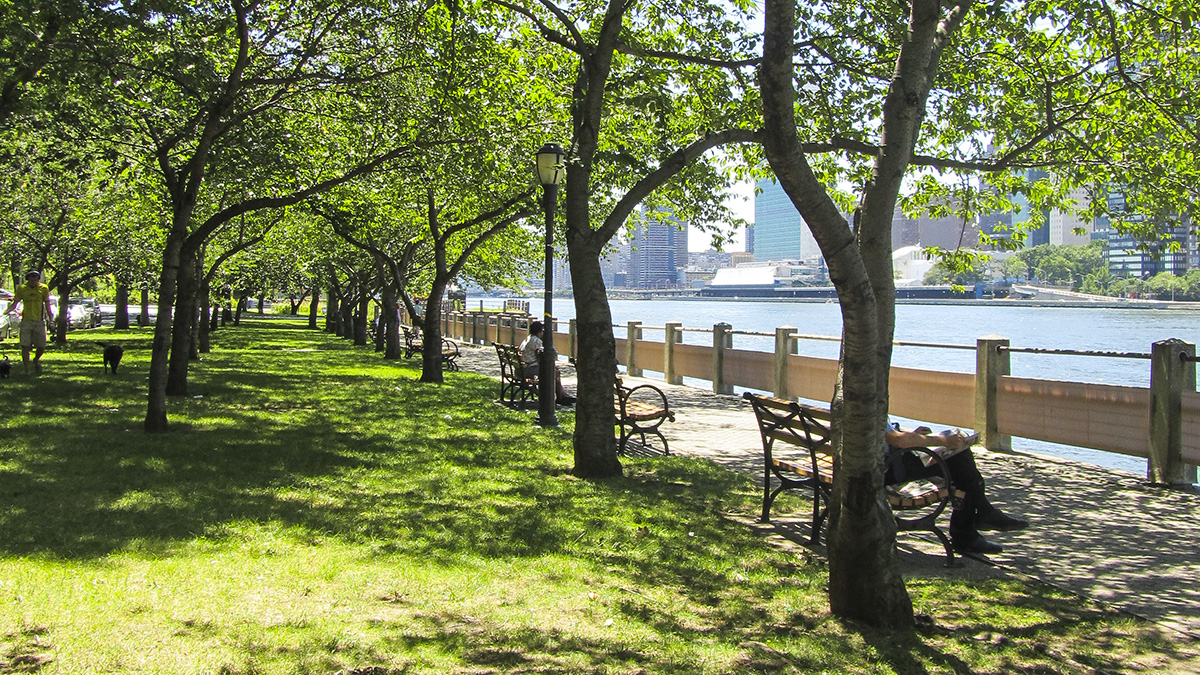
[0,318,1192,674]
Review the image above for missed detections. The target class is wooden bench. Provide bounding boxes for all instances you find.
[401,325,423,359]
[494,342,537,405]
[402,325,459,371]
[743,392,966,566]
[615,376,675,455]
[440,338,460,371]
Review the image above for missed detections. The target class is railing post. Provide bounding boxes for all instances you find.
[510,314,520,345]
[664,322,683,385]
[1149,338,1195,485]
[626,321,642,377]
[975,336,1012,452]
[713,322,733,394]
[774,326,796,399]
[568,318,577,360]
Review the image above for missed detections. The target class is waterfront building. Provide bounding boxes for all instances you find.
[628,206,689,288]
[753,178,820,261]
[745,223,755,253]
[893,245,937,284]
[729,252,754,267]
[709,259,827,287]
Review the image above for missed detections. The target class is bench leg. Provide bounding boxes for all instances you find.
[930,525,957,568]
[760,472,773,523]
[809,490,824,545]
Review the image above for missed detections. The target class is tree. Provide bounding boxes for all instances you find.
[79,0,442,430]
[1000,256,1029,280]
[923,250,988,286]
[496,0,760,477]
[0,123,138,341]
[759,0,1200,627]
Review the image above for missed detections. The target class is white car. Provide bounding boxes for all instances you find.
[67,298,102,329]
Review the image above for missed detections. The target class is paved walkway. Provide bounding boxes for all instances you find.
[452,344,1200,640]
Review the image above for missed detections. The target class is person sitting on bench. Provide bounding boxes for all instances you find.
[885,424,1028,554]
[519,321,575,405]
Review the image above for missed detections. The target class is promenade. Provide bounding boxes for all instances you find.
[452,344,1200,643]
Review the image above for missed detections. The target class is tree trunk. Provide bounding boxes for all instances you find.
[339,289,355,338]
[308,287,320,329]
[188,253,202,360]
[145,234,184,432]
[420,279,448,383]
[353,294,369,345]
[114,284,130,330]
[257,293,265,314]
[166,249,198,396]
[376,265,401,359]
[138,288,151,326]
[53,276,69,345]
[198,278,212,354]
[325,286,339,334]
[566,233,623,477]
[234,293,245,325]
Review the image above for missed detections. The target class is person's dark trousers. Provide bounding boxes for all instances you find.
[885,448,991,541]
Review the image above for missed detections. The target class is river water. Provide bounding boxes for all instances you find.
[480,296,1200,476]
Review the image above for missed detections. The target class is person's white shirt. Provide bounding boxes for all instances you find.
[519,333,543,366]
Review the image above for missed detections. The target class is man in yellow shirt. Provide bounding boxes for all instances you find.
[7,270,52,374]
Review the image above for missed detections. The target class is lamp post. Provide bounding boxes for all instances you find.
[535,142,565,427]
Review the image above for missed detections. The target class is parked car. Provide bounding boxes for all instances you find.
[67,297,102,329]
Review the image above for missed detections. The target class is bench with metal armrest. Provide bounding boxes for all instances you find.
[743,392,966,566]
[494,342,537,406]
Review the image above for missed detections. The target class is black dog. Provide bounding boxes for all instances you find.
[102,344,124,374]
[0,356,10,378]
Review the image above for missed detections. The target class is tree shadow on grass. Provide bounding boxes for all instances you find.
[1,322,1186,674]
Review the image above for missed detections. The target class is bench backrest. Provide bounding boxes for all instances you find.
[494,342,531,381]
[743,392,832,459]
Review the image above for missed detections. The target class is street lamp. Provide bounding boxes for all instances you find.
[535,142,565,427]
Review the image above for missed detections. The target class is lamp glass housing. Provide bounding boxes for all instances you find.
[535,143,565,186]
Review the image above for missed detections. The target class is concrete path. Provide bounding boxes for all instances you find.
[451,344,1200,640]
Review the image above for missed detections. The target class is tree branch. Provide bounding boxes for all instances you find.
[597,128,760,243]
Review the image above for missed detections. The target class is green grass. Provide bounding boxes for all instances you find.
[0,319,1192,674]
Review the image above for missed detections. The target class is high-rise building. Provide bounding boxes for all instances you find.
[891,197,981,250]
[753,178,819,261]
[1093,190,1189,278]
[627,207,689,288]
[1048,189,1094,246]
[1012,169,1050,246]
[744,223,755,254]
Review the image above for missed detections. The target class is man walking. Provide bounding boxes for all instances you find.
[7,270,52,374]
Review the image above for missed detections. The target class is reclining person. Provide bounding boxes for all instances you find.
[885,423,1028,554]
[519,321,575,405]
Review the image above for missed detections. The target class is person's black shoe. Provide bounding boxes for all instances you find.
[556,396,576,406]
[977,509,1029,532]
[952,534,1003,554]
